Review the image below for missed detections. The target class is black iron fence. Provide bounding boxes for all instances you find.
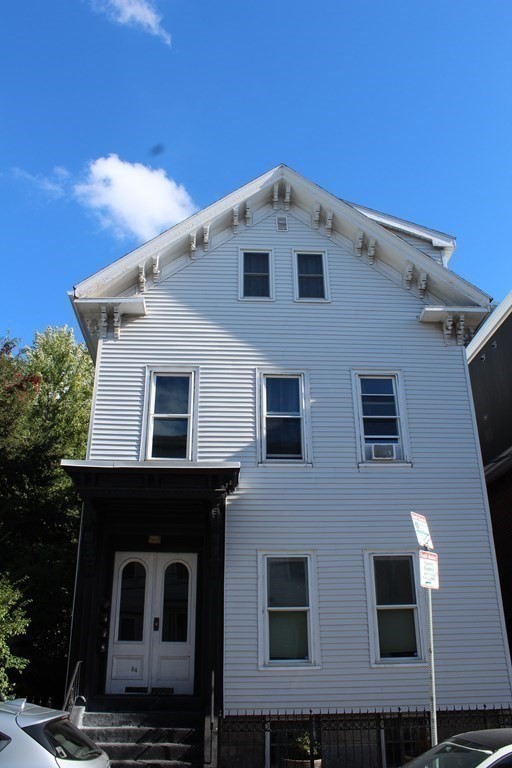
[219,706,512,768]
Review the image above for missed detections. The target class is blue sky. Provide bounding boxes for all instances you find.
[1,0,511,346]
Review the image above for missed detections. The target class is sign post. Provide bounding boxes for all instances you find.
[410,512,439,747]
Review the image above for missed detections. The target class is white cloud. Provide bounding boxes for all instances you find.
[91,0,171,45]
[12,167,67,197]
[74,154,196,241]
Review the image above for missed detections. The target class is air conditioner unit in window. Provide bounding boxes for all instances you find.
[371,443,396,460]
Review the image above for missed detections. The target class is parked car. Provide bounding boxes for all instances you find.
[403,729,512,768]
[0,698,109,767]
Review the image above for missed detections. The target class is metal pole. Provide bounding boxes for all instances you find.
[425,583,438,746]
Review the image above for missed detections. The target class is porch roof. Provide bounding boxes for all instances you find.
[61,459,240,501]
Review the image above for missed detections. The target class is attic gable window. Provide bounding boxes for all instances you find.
[294,252,329,301]
[147,372,195,459]
[240,250,274,300]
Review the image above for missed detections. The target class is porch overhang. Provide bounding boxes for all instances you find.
[61,459,240,502]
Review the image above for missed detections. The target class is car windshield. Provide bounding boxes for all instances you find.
[403,738,494,768]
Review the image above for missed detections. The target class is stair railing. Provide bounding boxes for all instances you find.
[63,660,83,713]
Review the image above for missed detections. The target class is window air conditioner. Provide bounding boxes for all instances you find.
[371,443,396,460]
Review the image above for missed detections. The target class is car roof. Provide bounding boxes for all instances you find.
[452,730,512,750]
[0,699,67,726]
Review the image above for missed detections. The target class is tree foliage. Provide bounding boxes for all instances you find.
[0,574,29,699]
[0,327,93,701]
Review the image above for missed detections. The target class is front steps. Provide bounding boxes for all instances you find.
[82,710,203,768]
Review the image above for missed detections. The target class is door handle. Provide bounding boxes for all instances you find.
[153,617,160,631]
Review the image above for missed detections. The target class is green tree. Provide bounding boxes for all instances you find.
[0,328,93,702]
[0,573,29,699]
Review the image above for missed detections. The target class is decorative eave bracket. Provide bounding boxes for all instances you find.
[419,305,490,346]
[75,297,147,342]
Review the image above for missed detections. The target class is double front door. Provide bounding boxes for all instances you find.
[106,552,197,694]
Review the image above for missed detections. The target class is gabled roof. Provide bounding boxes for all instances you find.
[70,164,491,356]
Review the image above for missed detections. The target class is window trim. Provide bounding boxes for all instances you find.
[239,248,275,301]
[351,370,412,466]
[256,369,312,465]
[293,250,330,302]
[142,367,199,461]
[258,550,320,669]
[364,550,425,666]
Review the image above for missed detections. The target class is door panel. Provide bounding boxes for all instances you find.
[106,552,197,694]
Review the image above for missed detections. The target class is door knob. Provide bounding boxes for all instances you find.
[153,617,160,631]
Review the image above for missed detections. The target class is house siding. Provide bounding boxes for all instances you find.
[87,209,512,709]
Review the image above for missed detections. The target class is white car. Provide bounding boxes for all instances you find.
[0,699,109,767]
[403,729,512,768]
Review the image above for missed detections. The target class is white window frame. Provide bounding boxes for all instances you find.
[142,367,199,461]
[364,551,425,666]
[239,249,275,301]
[293,250,330,302]
[257,370,312,465]
[258,550,320,669]
[352,370,412,466]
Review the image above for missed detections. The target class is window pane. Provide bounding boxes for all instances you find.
[268,558,308,607]
[361,378,394,395]
[297,254,324,298]
[269,611,309,660]
[377,609,417,657]
[118,562,146,641]
[298,276,325,298]
[152,418,188,458]
[266,378,300,414]
[297,253,323,275]
[244,274,270,297]
[266,417,302,457]
[362,395,397,417]
[244,252,269,274]
[244,253,270,297]
[154,376,189,414]
[374,557,415,605]
[363,418,399,437]
[162,563,189,642]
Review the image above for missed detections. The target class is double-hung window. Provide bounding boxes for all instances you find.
[240,250,273,299]
[147,372,194,459]
[353,372,409,463]
[261,553,318,666]
[294,252,328,300]
[260,373,309,462]
[368,554,421,663]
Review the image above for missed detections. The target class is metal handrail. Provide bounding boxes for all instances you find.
[62,660,83,712]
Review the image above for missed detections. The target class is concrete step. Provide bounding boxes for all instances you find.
[82,711,201,728]
[97,741,200,761]
[84,727,194,743]
[109,762,200,768]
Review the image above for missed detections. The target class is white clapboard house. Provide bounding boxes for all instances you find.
[63,165,512,745]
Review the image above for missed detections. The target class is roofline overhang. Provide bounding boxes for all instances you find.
[466,289,512,362]
[70,164,491,336]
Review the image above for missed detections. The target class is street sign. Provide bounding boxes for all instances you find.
[420,550,439,589]
[411,512,434,550]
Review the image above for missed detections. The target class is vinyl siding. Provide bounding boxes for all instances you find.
[88,208,512,709]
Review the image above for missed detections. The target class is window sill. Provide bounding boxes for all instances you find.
[358,461,412,471]
[293,298,331,304]
[238,296,275,302]
[259,663,321,671]
[258,461,313,468]
[370,660,427,668]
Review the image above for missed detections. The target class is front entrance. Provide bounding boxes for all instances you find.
[106,552,197,694]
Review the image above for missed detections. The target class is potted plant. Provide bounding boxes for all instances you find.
[283,731,322,767]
